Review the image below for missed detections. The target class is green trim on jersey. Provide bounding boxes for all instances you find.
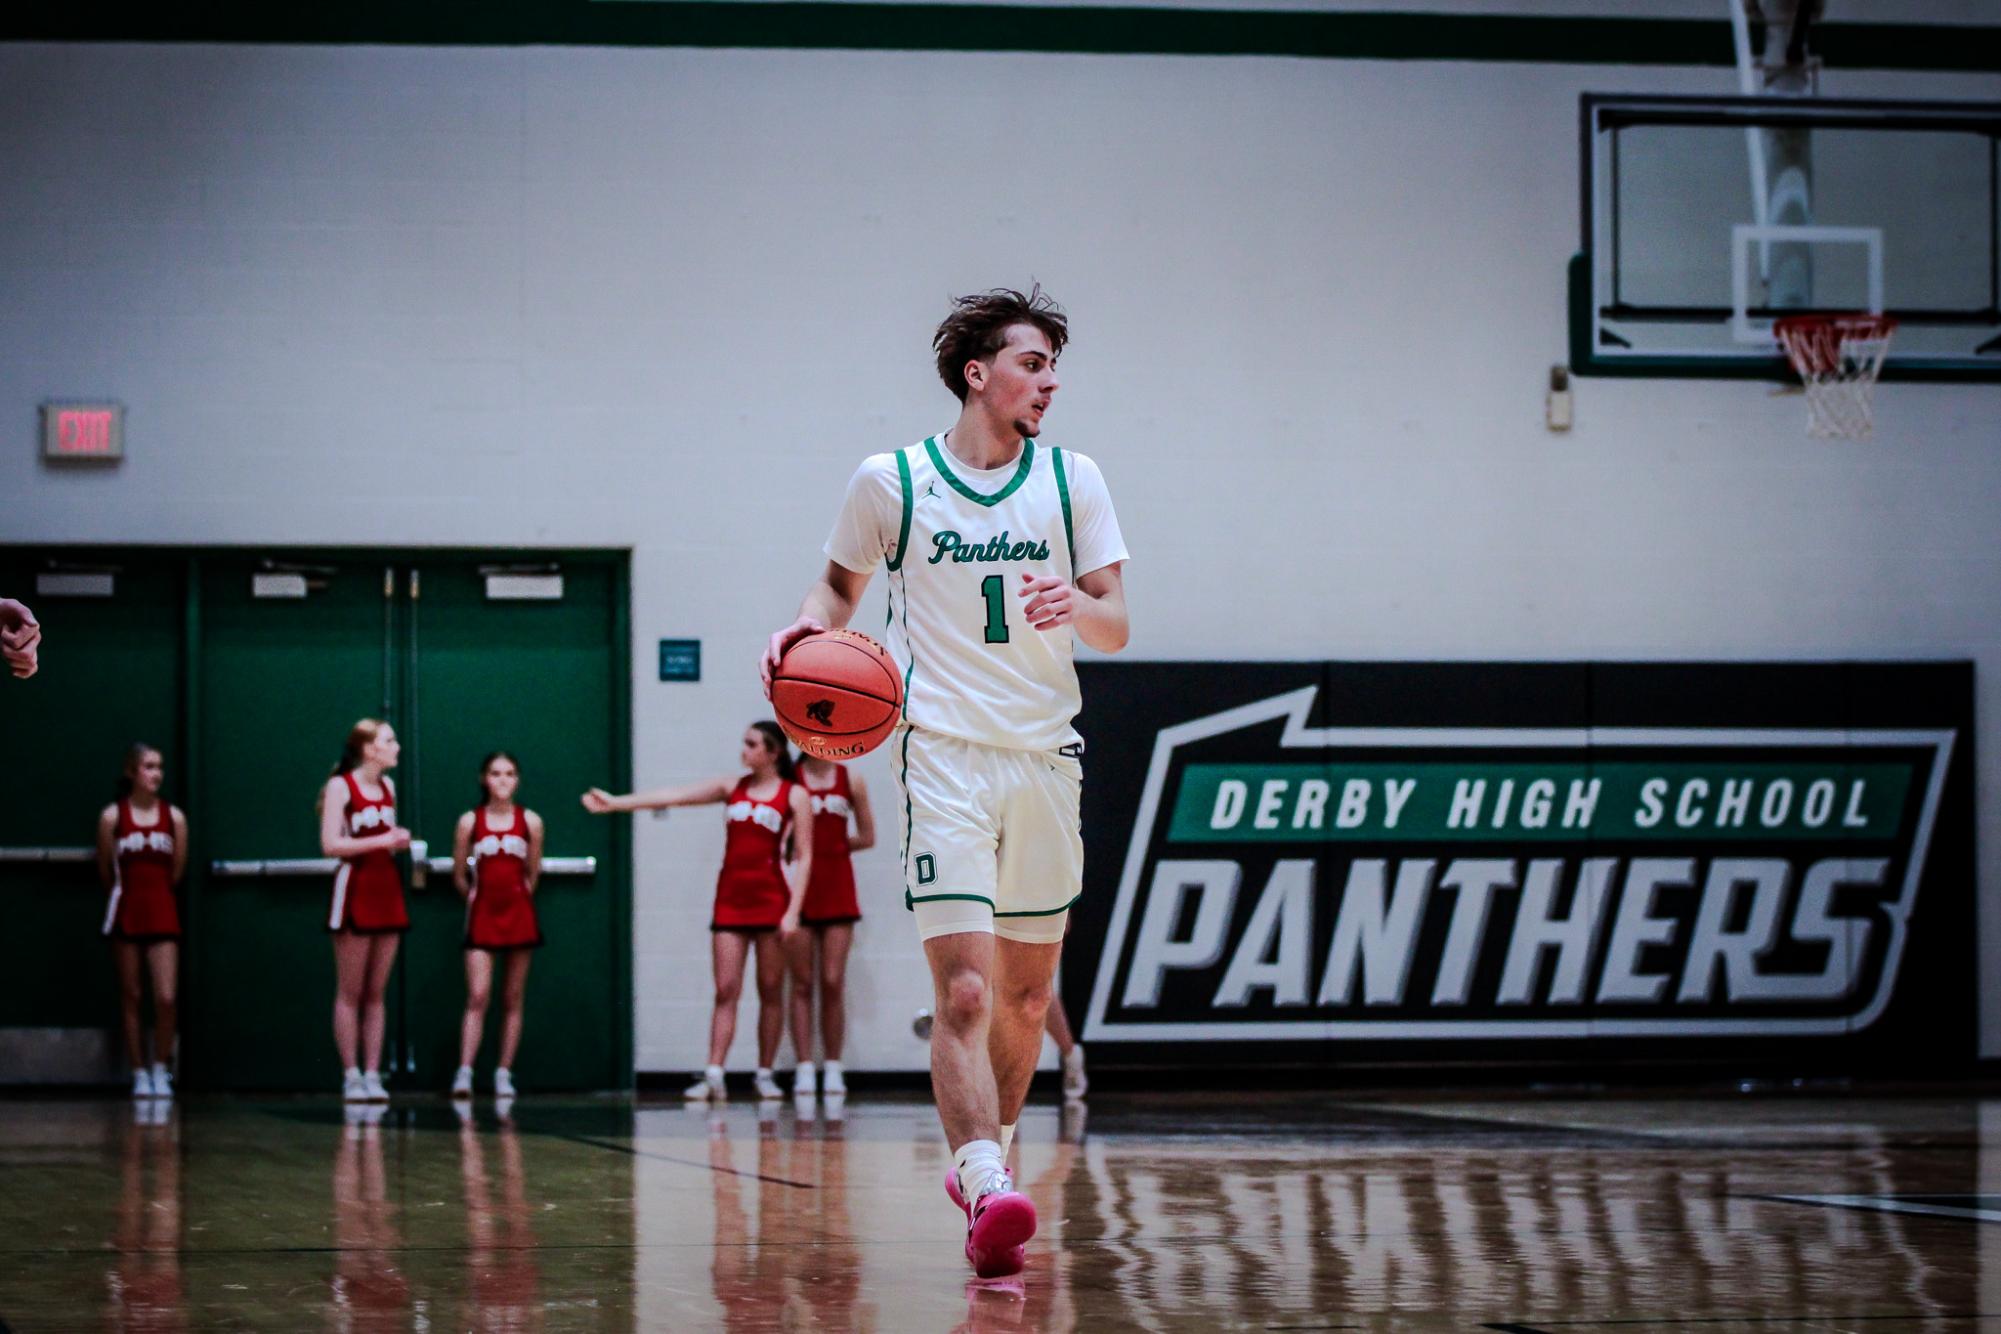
[894,559,915,885]
[925,436,1035,508]
[896,718,910,881]
[905,891,998,909]
[1051,446,1076,570]
[994,893,1083,918]
[886,447,915,573]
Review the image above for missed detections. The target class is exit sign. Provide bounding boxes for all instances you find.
[42,402,123,460]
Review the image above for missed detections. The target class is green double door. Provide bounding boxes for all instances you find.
[0,554,184,1060]
[0,548,630,1092]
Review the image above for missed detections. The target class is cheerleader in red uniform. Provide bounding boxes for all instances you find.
[94,743,187,1099]
[450,751,545,1100]
[317,719,412,1103]
[584,720,812,1101]
[785,756,874,1098]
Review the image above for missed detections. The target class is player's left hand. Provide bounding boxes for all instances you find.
[1018,573,1076,630]
[779,909,801,936]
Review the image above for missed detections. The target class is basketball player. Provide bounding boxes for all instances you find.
[582,721,814,1101]
[451,751,545,1100]
[95,743,188,1098]
[761,286,1129,1277]
[2,596,41,678]
[319,720,413,1103]
[788,755,875,1097]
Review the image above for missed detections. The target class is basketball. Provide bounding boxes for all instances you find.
[771,629,904,760]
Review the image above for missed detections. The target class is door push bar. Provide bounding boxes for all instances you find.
[0,846,95,863]
[3,846,597,877]
[209,847,598,878]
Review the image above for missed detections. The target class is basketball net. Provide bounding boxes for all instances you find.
[1773,313,1895,440]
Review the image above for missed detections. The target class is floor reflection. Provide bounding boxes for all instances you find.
[1054,1145,1974,1324]
[109,1100,184,1333]
[330,1105,412,1330]
[0,1093,1994,1330]
[705,1097,868,1330]
[1025,1097,1993,1328]
[459,1100,543,1331]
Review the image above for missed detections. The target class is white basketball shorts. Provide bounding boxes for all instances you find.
[895,726,1083,944]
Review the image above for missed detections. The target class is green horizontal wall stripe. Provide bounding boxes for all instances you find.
[2,8,1994,71]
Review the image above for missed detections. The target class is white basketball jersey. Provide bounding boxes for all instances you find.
[824,434,1128,753]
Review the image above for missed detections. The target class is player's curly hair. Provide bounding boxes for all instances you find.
[932,285,1068,403]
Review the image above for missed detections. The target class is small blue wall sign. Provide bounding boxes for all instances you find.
[658,639,701,682]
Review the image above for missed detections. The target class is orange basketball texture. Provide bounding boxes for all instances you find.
[772,630,904,761]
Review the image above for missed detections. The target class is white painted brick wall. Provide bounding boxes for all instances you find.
[3,44,1997,1068]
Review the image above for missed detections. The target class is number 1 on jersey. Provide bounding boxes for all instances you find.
[980,575,1009,644]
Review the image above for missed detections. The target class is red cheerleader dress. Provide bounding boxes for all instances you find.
[102,800,181,942]
[712,778,795,932]
[329,772,409,934]
[464,806,541,951]
[800,766,860,926]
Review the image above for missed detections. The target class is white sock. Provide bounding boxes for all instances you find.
[152,1062,171,1078]
[823,1059,843,1075]
[704,1064,725,1081]
[954,1138,1005,1202]
[1000,1122,1016,1161]
[345,1066,362,1080]
[755,1066,772,1079]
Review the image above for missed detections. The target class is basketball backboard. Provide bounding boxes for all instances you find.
[1571,94,2001,381]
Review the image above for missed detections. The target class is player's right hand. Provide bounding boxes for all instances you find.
[581,787,618,815]
[760,616,826,698]
[386,826,413,851]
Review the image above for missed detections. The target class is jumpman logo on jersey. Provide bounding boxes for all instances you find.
[921,481,941,502]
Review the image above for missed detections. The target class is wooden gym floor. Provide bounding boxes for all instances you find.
[1,1089,1996,1330]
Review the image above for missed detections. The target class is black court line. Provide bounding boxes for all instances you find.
[1482,1315,2001,1328]
[1749,1192,2001,1225]
[551,1131,817,1190]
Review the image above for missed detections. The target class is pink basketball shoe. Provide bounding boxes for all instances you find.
[949,1168,1035,1278]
